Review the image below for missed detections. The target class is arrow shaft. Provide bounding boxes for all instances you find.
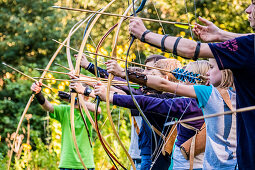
[3,63,52,90]
[52,6,194,27]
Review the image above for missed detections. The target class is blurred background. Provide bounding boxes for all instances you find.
[0,0,252,169]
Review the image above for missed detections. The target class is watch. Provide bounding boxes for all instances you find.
[84,86,92,96]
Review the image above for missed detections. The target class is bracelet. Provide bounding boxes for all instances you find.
[140,30,151,42]
[161,34,170,52]
[173,37,182,56]
[193,41,201,61]
[35,92,45,105]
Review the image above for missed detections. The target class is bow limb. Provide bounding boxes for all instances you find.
[6,16,93,169]
[106,2,139,170]
[69,1,117,169]
[93,24,126,168]
[77,94,126,169]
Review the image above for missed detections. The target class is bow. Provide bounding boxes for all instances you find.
[6,13,94,169]
[125,0,161,160]
[151,1,199,167]
[104,1,147,169]
[93,23,128,169]
[68,1,117,169]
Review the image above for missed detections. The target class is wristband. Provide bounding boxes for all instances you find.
[58,91,70,100]
[140,30,151,42]
[84,86,92,96]
[173,37,182,56]
[161,34,170,52]
[35,92,45,105]
[193,41,201,61]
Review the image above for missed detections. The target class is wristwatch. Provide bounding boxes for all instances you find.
[84,86,92,96]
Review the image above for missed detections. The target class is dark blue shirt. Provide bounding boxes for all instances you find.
[113,95,204,147]
[209,35,255,170]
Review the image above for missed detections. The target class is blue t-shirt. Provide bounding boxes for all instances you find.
[194,85,237,170]
[209,35,255,169]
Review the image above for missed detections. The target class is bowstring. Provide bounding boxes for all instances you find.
[184,0,194,40]
[149,0,175,165]
[151,0,197,167]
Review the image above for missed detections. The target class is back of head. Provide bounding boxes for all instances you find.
[145,54,166,64]
[184,60,210,85]
[154,58,182,81]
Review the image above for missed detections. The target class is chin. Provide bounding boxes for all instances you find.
[250,22,255,30]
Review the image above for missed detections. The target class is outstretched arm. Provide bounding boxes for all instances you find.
[122,70,197,98]
[31,82,54,113]
[129,18,214,59]
[193,17,252,42]
[146,75,197,98]
[94,82,198,119]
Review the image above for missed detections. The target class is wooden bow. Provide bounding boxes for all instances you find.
[68,0,117,169]
[6,12,96,169]
[105,2,138,170]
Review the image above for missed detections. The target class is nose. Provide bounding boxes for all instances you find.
[206,70,210,77]
[245,4,253,14]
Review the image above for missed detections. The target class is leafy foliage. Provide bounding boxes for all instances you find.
[0,0,253,169]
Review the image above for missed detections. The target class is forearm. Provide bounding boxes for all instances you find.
[218,30,253,42]
[110,86,127,95]
[41,99,54,113]
[85,101,101,113]
[145,32,195,58]
[146,75,196,98]
[144,32,214,58]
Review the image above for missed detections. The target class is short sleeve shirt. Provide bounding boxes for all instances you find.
[209,35,255,169]
[194,85,237,170]
[50,105,95,169]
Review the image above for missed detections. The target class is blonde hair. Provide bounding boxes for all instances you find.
[184,60,210,76]
[154,59,182,81]
[209,59,234,88]
[219,69,234,89]
[184,60,210,85]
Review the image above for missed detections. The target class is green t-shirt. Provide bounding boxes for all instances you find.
[50,105,95,169]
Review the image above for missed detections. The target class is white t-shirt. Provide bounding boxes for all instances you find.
[129,116,142,159]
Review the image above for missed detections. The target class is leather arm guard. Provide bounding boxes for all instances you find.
[127,69,148,86]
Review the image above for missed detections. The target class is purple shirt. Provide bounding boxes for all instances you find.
[113,95,204,146]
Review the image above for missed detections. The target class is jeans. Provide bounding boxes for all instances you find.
[141,155,152,170]
[131,158,142,170]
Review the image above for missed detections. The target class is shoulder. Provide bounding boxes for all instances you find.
[194,85,213,94]
[54,105,70,112]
